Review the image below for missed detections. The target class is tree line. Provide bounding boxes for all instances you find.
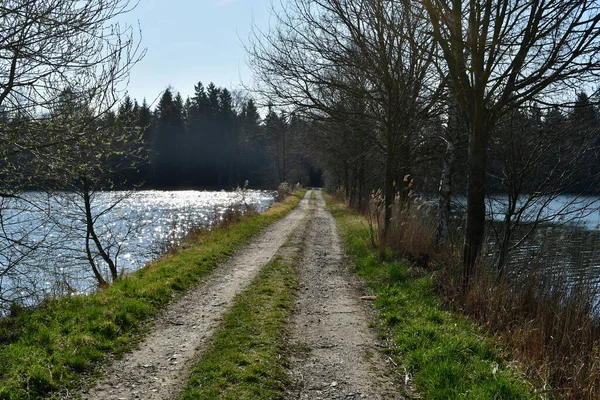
[0,0,325,303]
[247,5,600,392]
[3,0,600,394]
[3,0,600,299]
[1,76,320,296]
[2,83,320,192]
[118,82,320,189]
[248,0,600,291]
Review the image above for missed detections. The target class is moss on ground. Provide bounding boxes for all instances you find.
[180,254,298,400]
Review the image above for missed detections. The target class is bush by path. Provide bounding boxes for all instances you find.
[325,196,536,400]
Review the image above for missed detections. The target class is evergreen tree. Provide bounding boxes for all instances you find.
[200,83,222,186]
[137,99,152,142]
[571,92,598,127]
[264,105,288,184]
[568,92,600,192]
[113,96,152,186]
[238,99,267,186]
[136,98,153,184]
[154,88,185,187]
[119,82,315,189]
[118,95,134,118]
[187,82,210,186]
[218,88,237,186]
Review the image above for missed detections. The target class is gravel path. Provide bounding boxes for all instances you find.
[287,190,403,399]
[66,190,402,399]
[70,192,311,400]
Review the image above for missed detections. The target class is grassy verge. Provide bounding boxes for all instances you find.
[181,252,299,399]
[0,190,306,400]
[325,196,535,400]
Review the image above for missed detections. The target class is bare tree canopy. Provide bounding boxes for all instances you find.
[0,0,143,164]
[248,0,442,236]
[422,0,600,290]
[424,0,600,113]
[0,0,144,305]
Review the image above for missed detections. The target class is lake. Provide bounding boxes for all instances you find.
[422,193,600,291]
[0,190,275,313]
[477,194,600,292]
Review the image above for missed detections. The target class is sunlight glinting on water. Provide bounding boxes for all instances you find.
[0,190,275,311]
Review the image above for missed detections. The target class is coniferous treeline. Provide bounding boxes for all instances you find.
[116,82,318,189]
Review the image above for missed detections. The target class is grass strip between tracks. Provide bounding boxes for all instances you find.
[325,196,536,400]
[0,190,306,400]
[180,194,312,400]
[180,253,298,400]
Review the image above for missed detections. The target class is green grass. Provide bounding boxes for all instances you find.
[0,190,306,400]
[181,196,308,400]
[325,196,535,400]
[181,253,299,400]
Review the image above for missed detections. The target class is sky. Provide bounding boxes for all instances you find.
[119,0,278,108]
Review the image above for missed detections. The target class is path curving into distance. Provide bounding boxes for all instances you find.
[67,189,402,399]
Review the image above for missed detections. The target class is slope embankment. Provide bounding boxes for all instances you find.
[0,192,304,399]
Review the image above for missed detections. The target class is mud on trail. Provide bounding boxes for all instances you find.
[286,190,402,399]
[68,190,401,399]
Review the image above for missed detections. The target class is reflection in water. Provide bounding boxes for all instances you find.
[450,194,600,291]
[0,190,275,312]
[483,224,600,293]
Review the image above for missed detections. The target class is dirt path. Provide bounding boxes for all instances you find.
[287,190,403,399]
[71,192,312,400]
[68,190,401,399]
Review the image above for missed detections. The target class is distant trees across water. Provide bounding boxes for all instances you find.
[115,82,319,190]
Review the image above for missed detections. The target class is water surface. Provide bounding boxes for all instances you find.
[0,190,275,311]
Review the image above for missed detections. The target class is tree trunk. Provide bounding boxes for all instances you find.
[383,149,395,241]
[358,157,365,212]
[85,230,108,288]
[462,123,488,293]
[282,129,287,182]
[496,194,518,282]
[397,142,412,212]
[496,221,512,282]
[274,135,283,183]
[83,177,119,283]
[436,139,455,248]
[349,165,357,208]
[344,161,350,201]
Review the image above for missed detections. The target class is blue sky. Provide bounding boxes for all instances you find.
[120,0,277,108]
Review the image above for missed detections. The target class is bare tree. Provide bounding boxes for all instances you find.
[422,0,600,291]
[434,95,467,247]
[248,0,441,238]
[39,90,145,286]
[0,0,143,308]
[315,97,375,210]
[0,0,143,187]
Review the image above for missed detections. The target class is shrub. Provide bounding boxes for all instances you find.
[276,182,292,201]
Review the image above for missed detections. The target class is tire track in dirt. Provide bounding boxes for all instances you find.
[69,191,312,400]
[287,190,403,400]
